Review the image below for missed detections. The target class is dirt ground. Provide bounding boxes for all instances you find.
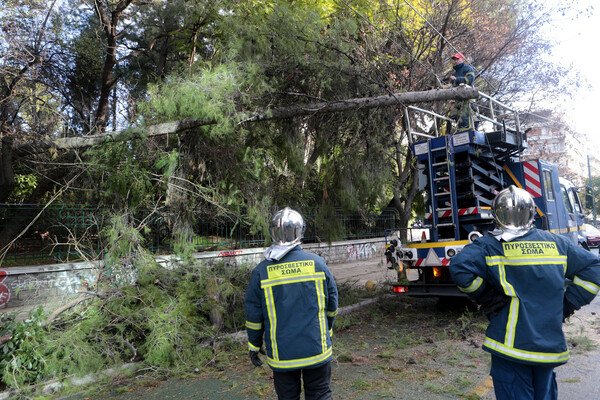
[55,294,491,400]
[12,255,600,400]
[58,295,600,400]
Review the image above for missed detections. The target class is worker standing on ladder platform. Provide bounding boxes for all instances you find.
[449,52,476,131]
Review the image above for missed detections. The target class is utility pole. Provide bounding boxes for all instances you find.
[588,154,597,226]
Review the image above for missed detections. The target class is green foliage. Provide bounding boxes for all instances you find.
[244,198,272,239]
[0,214,252,390]
[154,151,179,179]
[6,173,37,203]
[141,63,252,133]
[0,253,248,387]
[0,307,49,388]
[139,302,198,367]
[315,205,345,243]
[101,213,153,286]
[83,131,160,208]
[42,306,116,377]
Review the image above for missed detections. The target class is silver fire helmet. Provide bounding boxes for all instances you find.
[492,185,535,234]
[269,207,305,246]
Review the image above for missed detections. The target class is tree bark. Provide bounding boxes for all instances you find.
[0,136,15,203]
[93,0,135,132]
[14,86,479,157]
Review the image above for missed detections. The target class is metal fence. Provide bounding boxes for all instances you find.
[0,204,397,266]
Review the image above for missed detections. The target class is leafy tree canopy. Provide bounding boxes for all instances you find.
[0,0,580,240]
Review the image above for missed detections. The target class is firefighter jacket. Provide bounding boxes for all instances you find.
[452,62,475,86]
[245,245,338,371]
[450,228,600,367]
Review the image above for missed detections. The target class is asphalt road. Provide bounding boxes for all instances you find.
[327,256,395,288]
[478,294,600,400]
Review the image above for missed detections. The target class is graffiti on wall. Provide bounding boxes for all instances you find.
[7,272,96,295]
[346,243,378,261]
[0,271,10,306]
[218,250,243,257]
[0,268,98,309]
[103,260,137,287]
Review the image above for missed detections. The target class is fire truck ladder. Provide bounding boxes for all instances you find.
[427,137,460,241]
[406,95,526,241]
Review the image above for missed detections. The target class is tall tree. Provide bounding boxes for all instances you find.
[0,0,62,200]
[0,0,583,247]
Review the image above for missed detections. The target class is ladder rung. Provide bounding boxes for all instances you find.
[432,162,447,167]
[437,207,452,211]
[435,193,450,197]
[434,177,449,182]
[436,223,454,227]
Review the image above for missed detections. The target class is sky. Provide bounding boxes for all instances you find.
[547,1,599,138]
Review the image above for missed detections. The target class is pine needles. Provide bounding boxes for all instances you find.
[0,214,251,392]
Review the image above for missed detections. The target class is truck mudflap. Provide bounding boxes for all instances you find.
[392,283,467,297]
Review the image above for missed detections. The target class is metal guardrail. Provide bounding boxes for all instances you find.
[475,92,521,134]
[404,89,524,142]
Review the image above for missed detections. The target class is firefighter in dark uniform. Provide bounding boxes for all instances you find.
[450,186,600,400]
[245,207,338,400]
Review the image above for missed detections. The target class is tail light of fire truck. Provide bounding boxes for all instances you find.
[393,285,407,293]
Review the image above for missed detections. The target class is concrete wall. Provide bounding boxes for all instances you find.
[0,237,386,315]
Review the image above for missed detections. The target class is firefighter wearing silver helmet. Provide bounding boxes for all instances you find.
[245,207,338,400]
[264,207,305,260]
[491,185,536,239]
[450,186,600,400]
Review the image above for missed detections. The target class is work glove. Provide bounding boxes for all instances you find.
[476,285,510,318]
[249,348,266,367]
[563,298,577,322]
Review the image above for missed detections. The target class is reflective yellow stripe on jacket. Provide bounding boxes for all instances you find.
[268,347,333,369]
[483,337,570,364]
[484,247,568,364]
[315,279,328,354]
[260,260,330,369]
[573,276,600,295]
[457,276,483,294]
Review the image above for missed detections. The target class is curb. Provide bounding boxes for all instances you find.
[0,363,140,399]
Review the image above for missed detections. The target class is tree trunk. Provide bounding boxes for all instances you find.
[0,136,15,203]
[13,86,479,157]
[165,130,200,262]
[93,0,134,133]
[156,36,170,79]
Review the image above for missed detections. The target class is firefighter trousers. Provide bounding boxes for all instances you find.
[490,355,557,400]
[272,361,332,400]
